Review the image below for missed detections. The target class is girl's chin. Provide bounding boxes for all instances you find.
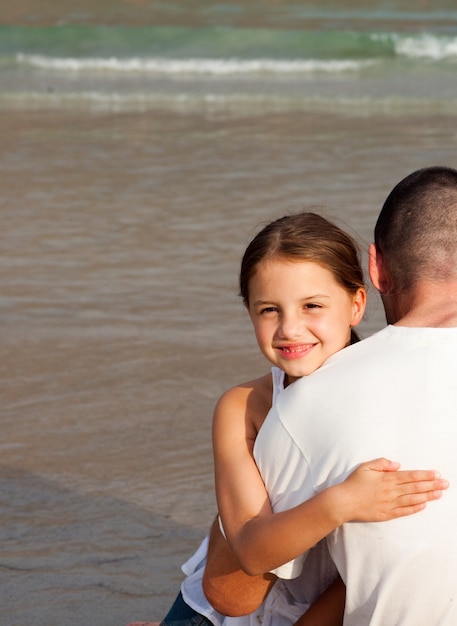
[283,367,313,384]
[282,361,323,381]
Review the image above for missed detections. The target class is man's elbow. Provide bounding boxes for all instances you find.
[202,575,265,616]
[235,554,267,577]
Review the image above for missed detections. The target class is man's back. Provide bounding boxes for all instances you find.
[255,325,457,624]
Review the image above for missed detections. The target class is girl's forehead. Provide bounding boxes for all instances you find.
[254,257,331,276]
[249,258,338,291]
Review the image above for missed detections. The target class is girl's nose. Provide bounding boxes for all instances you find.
[278,313,303,340]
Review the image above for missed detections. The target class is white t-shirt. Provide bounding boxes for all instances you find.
[254,325,457,625]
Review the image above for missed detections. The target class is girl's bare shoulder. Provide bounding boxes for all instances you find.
[214,373,273,434]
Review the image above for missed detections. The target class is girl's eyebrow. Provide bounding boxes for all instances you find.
[253,300,275,306]
[304,294,331,300]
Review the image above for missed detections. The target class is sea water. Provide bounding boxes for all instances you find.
[2,4,457,112]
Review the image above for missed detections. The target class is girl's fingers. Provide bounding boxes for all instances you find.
[396,477,449,494]
[398,488,445,506]
[394,469,443,483]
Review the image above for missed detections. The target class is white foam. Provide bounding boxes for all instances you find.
[396,33,457,59]
[16,53,375,75]
[369,32,457,60]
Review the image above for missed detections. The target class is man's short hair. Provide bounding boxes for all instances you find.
[374,166,457,292]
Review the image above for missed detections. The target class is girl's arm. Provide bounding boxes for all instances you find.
[203,517,345,626]
[213,384,449,576]
[202,376,277,615]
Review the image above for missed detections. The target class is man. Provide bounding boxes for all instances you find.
[252,165,457,624]
[206,166,457,624]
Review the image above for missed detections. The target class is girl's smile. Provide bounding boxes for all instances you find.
[276,343,316,359]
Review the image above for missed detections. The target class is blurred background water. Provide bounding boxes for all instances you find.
[1,2,457,624]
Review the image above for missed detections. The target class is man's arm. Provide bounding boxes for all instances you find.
[202,516,276,616]
[203,516,346,624]
[294,578,345,626]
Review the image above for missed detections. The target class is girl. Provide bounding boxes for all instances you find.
[129,213,447,626]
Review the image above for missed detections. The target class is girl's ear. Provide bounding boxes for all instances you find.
[350,287,366,327]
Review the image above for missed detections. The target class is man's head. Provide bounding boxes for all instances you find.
[369,167,457,322]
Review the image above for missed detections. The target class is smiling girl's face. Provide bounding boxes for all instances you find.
[247,256,366,383]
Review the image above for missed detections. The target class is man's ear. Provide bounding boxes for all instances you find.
[368,243,389,294]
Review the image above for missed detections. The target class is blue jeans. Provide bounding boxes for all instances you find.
[160,591,214,626]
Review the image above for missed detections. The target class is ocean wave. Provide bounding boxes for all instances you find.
[16,54,376,75]
[374,32,457,60]
[395,33,457,59]
[3,25,457,66]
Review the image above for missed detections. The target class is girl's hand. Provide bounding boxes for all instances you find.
[340,457,449,522]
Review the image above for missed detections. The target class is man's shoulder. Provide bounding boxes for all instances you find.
[277,329,390,412]
[306,328,388,376]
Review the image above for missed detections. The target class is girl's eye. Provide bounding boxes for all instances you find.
[260,306,278,314]
[304,303,322,310]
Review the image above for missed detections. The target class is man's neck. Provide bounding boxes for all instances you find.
[384,281,457,328]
